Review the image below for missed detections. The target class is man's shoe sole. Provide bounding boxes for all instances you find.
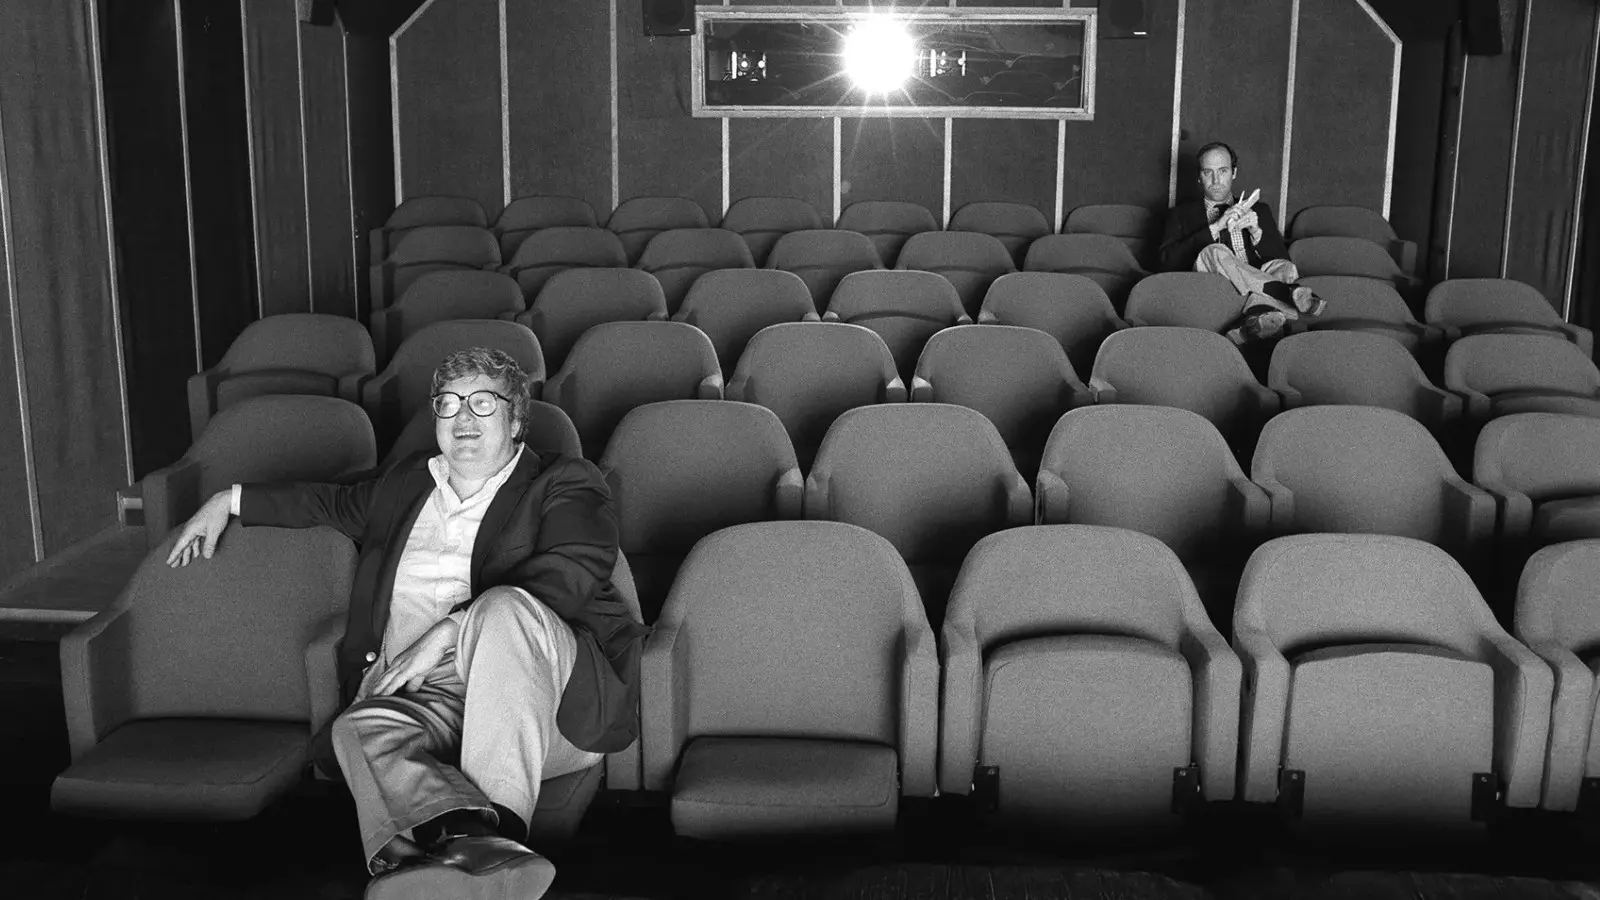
[365,855,557,900]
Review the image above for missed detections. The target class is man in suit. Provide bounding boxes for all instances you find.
[1160,142,1324,344]
[168,347,641,900]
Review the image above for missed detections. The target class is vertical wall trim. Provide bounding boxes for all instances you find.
[1565,5,1600,318]
[941,119,952,227]
[721,118,731,217]
[1356,0,1401,220]
[1168,0,1186,208]
[391,0,435,207]
[832,117,842,224]
[0,27,44,560]
[294,11,315,312]
[498,0,510,208]
[89,0,134,486]
[340,27,360,316]
[609,0,619,212]
[1054,120,1066,229]
[1501,0,1533,277]
[1445,60,1469,278]
[1279,0,1301,216]
[241,0,265,318]
[174,0,202,369]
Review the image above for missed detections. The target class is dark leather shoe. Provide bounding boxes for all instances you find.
[364,837,555,900]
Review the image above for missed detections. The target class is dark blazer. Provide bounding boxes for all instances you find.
[240,448,646,762]
[1158,198,1290,272]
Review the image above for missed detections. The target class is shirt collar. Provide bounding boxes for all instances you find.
[1205,195,1235,210]
[427,444,524,507]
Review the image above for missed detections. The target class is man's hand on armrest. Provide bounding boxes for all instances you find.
[165,489,237,567]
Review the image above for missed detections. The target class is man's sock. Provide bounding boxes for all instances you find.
[414,808,498,849]
[492,802,529,844]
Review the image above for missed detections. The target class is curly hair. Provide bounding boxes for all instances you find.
[429,347,533,439]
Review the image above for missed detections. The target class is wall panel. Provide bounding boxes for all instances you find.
[301,21,356,318]
[395,0,503,216]
[727,0,835,216]
[344,30,394,321]
[244,0,311,315]
[1505,0,1598,305]
[0,164,36,584]
[1285,0,1397,221]
[1448,0,1524,278]
[841,118,945,217]
[0,0,128,556]
[507,0,612,218]
[616,0,722,218]
[1177,0,1292,211]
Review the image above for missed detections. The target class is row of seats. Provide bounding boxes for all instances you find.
[376,193,1417,278]
[372,219,1418,315]
[52,518,1600,840]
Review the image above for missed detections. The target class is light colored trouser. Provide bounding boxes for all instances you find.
[331,587,603,873]
[1195,243,1300,305]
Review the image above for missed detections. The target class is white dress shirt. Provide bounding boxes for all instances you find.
[231,445,528,666]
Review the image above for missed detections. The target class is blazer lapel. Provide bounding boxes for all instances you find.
[470,448,543,591]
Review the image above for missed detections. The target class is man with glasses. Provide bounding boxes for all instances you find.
[168,347,640,900]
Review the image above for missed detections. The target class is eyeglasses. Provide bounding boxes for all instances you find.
[430,390,511,419]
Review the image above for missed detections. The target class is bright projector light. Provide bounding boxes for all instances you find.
[843,18,915,94]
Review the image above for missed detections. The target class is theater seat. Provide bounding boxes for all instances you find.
[767,229,884,312]
[726,322,905,468]
[1125,272,1246,332]
[948,201,1052,267]
[1445,334,1600,423]
[141,396,375,541]
[501,226,629,299]
[517,268,668,371]
[369,225,500,311]
[600,400,802,622]
[1475,413,1600,555]
[1090,327,1279,452]
[825,270,971,381]
[635,228,755,315]
[1426,278,1594,357]
[641,521,938,838]
[804,404,1033,628]
[361,320,544,448]
[911,325,1091,474]
[836,200,938,267]
[895,231,1016,318]
[494,195,599,258]
[1064,204,1158,268]
[53,526,356,821]
[978,273,1127,374]
[720,196,824,266]
[1234,534,1551,831]
[607,196,710,264]
[1253,406,1494,557]
[381,399,582,471]
[940,526,1240,833]
[1287,205,1417,276]
[188,314,375,441]
[1298,275,1441,353]
[543,320,722,458]
[1268,331,1460,433]
[370,270,525,365]
[1288,236,1414,295]
[673,269,819,372]
[1022,234,1147,312]
[1513,540,1600,812]
[372,195,487,260]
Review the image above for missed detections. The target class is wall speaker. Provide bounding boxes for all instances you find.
[644,0,695,36]
[1462,0,1504,55]
[298,0,336,26]
[336,0,428,36]
[1098,0,1149,40]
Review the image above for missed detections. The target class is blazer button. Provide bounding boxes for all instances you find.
[364,652,377,663]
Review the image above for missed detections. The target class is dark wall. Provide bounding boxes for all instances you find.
[0,0,130,586]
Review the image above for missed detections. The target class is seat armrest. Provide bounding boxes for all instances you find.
[936,616,982,795]
[139,457,202,542]
[976,309,998,324]
[1088,377,1117,405]
[1558,323,1595,358]
[640,622,689,791]
[1455,383,1493,420]
[1178,625,1243,801]
[697,373,724,399]
[1005,473,1034,527]
[954,313,974,326]
[1253,468,1296,535]
[1275,382,1304,409]
[186,369,226,443]
[1479,630,1554,809]
[821,311,841,322]
[883,377,908,403]
[336,372,369,405]
[1225,470,1272,536]
[1122,313,1150,328]
[801,311,822,323]
[899,619,940,797]
[802,470,831,520]
[304,612,347,738]
[1035,469,1069,525]
[1389,238,1419,277]
[1234,624,1291,803]
[1442,477,1498,553]
[724,372,750,402]
[369,227,389,262]
[368,263,393,313]
[1478,477,1533,543]
[1521,640,1592,811]
[909,376,934,402]
[1431,386,1464,425]
[59,598,138,761]
[369,308,399,366]
[646,311,668,322]
[1250,384,1282,420]
[774,467,804,519]
[1440,323,1465,343]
